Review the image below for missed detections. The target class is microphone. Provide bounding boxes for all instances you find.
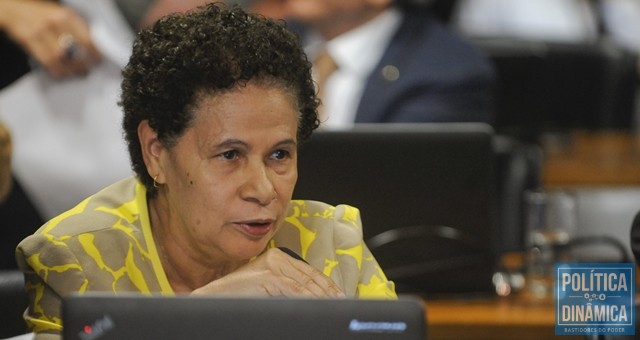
[278,247,308,264]
[630,211,640,263]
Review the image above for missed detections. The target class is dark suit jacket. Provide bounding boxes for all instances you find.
[355,9,496,124]
[0,34,29,90]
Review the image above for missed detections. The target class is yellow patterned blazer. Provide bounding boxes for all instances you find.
[16,176,396,338]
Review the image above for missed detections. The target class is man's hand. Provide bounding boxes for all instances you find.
[0,0,102,78]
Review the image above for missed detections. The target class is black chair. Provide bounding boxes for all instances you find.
[471,38,638,142]
[492,135,543,254]
[367,224,495,296]
[0,177,45,270]
[0,270,29,338]
[362,134,543,296]
[294,123,498,297]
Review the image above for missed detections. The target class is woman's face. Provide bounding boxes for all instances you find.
[154,82,299,265]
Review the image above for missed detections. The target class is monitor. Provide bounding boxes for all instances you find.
[62,293,426,340]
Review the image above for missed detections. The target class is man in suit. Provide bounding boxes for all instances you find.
[243,0,496,129]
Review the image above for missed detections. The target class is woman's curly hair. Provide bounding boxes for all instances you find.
[120,2,319,195]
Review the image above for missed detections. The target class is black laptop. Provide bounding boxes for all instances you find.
[293,123,497,296]
[62,294,426,340]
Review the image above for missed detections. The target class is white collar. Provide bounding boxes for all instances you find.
[310,7,403,77]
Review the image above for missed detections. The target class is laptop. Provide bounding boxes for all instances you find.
[293,123,498,296]
[62,293,426,340]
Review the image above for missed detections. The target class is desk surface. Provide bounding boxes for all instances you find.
[543,130,640,186]
[422,130,639,339]
[425,294,583,340]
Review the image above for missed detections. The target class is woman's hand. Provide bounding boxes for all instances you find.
[192,248,345,298]
[0,0,101,78]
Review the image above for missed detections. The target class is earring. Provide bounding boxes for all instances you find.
[153,175,159,188]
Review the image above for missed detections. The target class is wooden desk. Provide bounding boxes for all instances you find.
[425,294,583,340]
[543,130,640,186]
[420,130,640,339]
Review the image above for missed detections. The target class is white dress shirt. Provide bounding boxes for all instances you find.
[308,8,402,129]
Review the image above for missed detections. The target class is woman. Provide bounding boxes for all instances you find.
[15,3,396,338]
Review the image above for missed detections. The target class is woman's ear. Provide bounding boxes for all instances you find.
[138,120,165,184]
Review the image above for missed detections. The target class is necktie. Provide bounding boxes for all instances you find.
[312,49,337,120]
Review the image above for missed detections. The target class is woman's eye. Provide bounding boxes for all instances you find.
[272,150,290,160]
[220,150,239,160]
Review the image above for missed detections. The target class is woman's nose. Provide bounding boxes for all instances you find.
[240,163,276,205]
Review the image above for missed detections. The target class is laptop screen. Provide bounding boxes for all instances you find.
[62,294,426,340]
[293,123,497,296]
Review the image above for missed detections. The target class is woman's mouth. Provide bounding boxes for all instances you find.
[234,220,274,237]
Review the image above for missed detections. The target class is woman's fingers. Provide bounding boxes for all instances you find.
[276,250,345,298]
[192,248,345,298]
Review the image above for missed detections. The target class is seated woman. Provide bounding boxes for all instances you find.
[15,3,397,339]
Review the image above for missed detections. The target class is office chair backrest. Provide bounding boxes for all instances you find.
[492,135,544,254]
[472,38,638,142]
[294,123,497,296]
[0,270,28,338]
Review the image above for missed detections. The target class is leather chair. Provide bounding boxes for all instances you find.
[0,270,29,338]
[472,38,638,143]
[492,134,543,254]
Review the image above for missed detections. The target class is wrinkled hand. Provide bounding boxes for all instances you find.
[0,0,101,78]
[192,248,345,298]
